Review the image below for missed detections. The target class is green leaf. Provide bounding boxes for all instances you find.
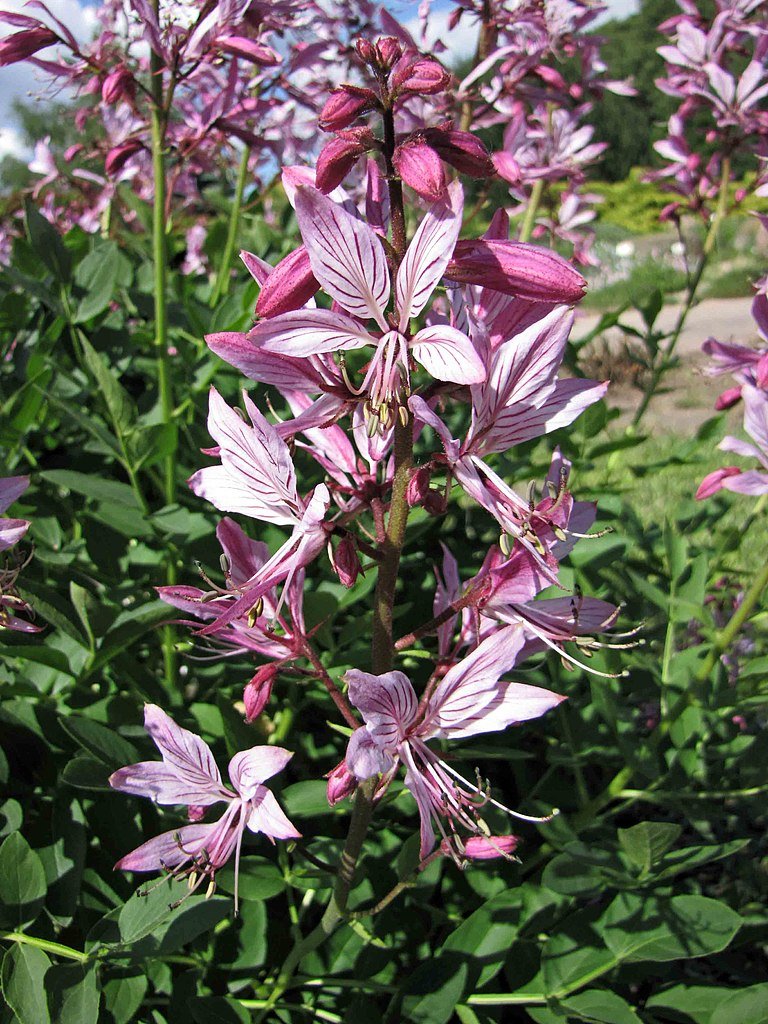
[79,333,135,440]
[711,985,768,1024]
[69,582,96,651]
[396,957,469,1024]
[24,199,70,281]
[542,841,627,897]
[0,644,73,676]
[442,893,522,988]
[1,944,51,1024]
[0,832,48,928]
[73,242,121,322]
[282,780,339,818]
[599,893,742,963]
[46,964,100,1024]
[59,716,138,768]
[40,470,139,508]
[217,857,285,902]
[61,755,114,791]
[653,839,749,882]
[84,601,171,679]
[617,822,682,873]
[102,971,148,1024]
[188,996,250,1023]
[541,907,617,997]
[561,989,641,1024]
[646,984,733,1024]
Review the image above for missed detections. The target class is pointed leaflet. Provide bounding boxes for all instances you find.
[411,325,486,385]
[396,180,463,329]
[294,185,390,329]
[251,308,373,358]
[189,388,302,526]
[425,625,563,739]
[345,669,419,750]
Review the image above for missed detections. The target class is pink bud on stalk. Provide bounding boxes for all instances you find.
[325,759,357,805]
[445,240,587,304]
[331,535,361,589]
[376,37,402,70]
[319,86,378,132]
[423,126,495,178]
[243,664,278,722]
[715,387,743,411]
[254,246,318,318]
[391,54,451,96]
[695,467,742,500]
[406,466,432,507]
[0,26,58,65]
[451,836,519,860]
[316,128,377,194]
[101,66,135,105]
[393,138,446,200]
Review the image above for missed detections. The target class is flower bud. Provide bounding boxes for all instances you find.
[255,245,319,318]
[101,66,135,105]
[695,467,741,500]
[376,36,402,69]
[714,386,742,411]
[445,240,586,304]
[406,466,431,507]
[423,126,494,178]
[243,663,278,722]
[319,85,378,133]
[0,26,58,66]
[393,138,446,201]
[105,139,143,176]
[355,38,376,65]
[325,759,357,805]
[316,127,377,194]
[460,835,519,860]
[391,53,451,96]
[332,534,361,589]
[216,36,281,66]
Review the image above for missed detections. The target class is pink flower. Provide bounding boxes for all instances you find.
[344,626,563,859]
[0,26,58,66]
[249,181,486,430]
[696,385,768,498]
[110,705,299,911]
[0,476,30,553]
[0,475,39,634]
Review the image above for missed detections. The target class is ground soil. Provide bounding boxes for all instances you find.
[574,296,757,434]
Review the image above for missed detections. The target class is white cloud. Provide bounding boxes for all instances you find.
[0,125,28,161]
[0,0,98,145]
[404,7,479,67]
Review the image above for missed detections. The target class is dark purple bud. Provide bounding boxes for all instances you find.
[243,664,278,722]
[105,139,143,176]
[406,466,432,507]
[393,138,446,200]
[316,127,377,194]
[423,126,494,178]
[319,85,378,132]
[355,38,376,65]
[0,26,58,66]
[255,246,319,318]
[325,759,357,805]
[445,240,586,304]
[332,535,361,589]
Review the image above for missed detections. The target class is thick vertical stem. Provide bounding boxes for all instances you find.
[149,6,176,685]
[382,107,406,260]
[210,144,251,307]
[518,178,544,244]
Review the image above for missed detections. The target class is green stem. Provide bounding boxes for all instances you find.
[696,555,768,683]
[148,12,177,687]
[518,178,544,244]
[210,145,251,308]
[633,156,731,428]
[0,932,89,964]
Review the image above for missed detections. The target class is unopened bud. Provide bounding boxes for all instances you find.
[243,663,278,721]
[406,466,431,507]
[255,245,318,318]
[105,139,143,176]
[391,53,451,96]
[316,127,377,194]
[188,805,206,822]
[325,759,357,805]
[375,36,402,69]
[101,66,135,105]
[332,534,361,588]
[445,240,586,304]
[319,85,378,133]
[0,26,58,66]
[355,38,376,65]
[459,835,519,860]
[393,138,446,201]
[423,126,494,178]
[714,386,742,411]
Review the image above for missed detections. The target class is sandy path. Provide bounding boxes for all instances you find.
[573,296,758,433]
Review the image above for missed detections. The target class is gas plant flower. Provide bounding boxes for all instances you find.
[250,180,486,432]
[697,385,768,499]
[0,475,39,633]
[189,388,330,634]
[110,705,299,910]
[0,476,31,553]
[344,625,564,859]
